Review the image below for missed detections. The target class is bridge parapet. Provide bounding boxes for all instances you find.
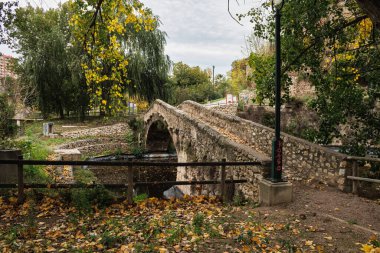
[179,100,350,190]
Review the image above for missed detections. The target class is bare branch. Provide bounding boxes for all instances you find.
[228,0,243,26]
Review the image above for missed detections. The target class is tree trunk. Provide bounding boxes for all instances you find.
[58,101,64,120]
[356,0,380,28]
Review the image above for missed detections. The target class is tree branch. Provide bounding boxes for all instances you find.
[228,0,243,26]
[282,15,368,75]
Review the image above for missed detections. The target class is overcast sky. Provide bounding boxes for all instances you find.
[0,0,258,75]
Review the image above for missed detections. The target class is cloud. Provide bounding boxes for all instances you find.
[144,0,254,75]
[2,0,257,75]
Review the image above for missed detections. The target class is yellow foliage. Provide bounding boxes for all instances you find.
[69,0,157,115]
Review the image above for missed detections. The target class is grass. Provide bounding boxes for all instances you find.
[73,168,98,184]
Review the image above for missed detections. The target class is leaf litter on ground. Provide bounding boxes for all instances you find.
[0,193,377,252]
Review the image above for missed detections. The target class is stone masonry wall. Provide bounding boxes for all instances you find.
[209,104,238,117]
[179,101,350,191]
[144,100,271,200]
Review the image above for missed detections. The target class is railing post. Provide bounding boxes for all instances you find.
[221,158,226,203]
[352,160,358,194]
[127,159,134,205]
[17,155,24,204]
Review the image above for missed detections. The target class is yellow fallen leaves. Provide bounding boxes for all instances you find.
[0,193,373,253]
[361,235,380,253]
[361,244,380,253]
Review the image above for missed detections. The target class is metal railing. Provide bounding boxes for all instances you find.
[0,157,263,204]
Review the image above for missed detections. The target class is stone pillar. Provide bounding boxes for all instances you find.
[43,122,54,136]
[0,150,22,184]
[259,178,293,206]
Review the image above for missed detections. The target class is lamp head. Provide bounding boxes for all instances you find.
[272,0,284,11]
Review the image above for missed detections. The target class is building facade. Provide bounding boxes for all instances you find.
[0,54,16,79]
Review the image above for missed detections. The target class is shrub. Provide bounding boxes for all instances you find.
[0,94,16,138]
[262,112,275,128]
[237,100,245,111]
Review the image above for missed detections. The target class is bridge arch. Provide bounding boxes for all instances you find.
[145,114,177,154]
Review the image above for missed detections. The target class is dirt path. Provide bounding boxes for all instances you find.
[243,183,380,252]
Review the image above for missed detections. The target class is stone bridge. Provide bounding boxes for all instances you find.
[144,100,350,200]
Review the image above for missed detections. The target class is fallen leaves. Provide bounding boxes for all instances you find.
[361,235,380,253]
[0,193,373,252]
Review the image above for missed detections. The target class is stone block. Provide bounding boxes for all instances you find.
[54,149,81,161]
[43,122,54,136]
[0,150,21,184]
[259,178,293,206]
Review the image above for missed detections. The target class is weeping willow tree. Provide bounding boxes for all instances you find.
[70,0,171,115]
[124,19,171,103]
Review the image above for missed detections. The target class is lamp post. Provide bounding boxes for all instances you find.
[271,0,284,182]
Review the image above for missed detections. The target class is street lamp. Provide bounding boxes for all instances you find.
[271,0,284,182]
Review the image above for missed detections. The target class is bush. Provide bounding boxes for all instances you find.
[262,112,275,128]
[237,100,245,111]
[170,82,224,105]
[70,186,114,213]
[0,94,16,138]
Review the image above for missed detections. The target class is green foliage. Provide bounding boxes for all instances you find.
[8,5,89,119]
[170,81,222,105]
[0,94,16,138]
[228,58,252,95]
[249,52,291,105]
[124,21,171,103]
[166,227,185,245]
[192,213,205,236]
[128,117,144,133]
[0,1,18,44]
[70,186,114,213]
[14,137,51,184]
[241,0,380,153]
[70,0,170,114]
[100,231,126,249]
[262,112,275,128]
[232,194,246,206]
[237,100,245,111]
[74,168,97,184]
[171,62,210,87]
[126,117,145,157]
[133,193,148,203]
[70,189,92,213]
[168,62,226,104]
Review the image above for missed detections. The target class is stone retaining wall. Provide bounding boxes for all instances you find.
[77,143,129,156]
[179,101,350,191]
[58,138,120,149]
[61,123,130,138]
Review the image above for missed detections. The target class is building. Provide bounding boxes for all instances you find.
[0,54,16,79]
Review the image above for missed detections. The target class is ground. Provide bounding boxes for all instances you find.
[0,183,379,253]
[2,118,378,252]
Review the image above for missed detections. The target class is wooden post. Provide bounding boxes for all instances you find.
[17,155,24,204]
[221,158,226,203]
[352,160,358,194]
[127,159,134,205]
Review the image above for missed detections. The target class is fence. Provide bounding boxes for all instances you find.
[344,156,380,195]
[0,157,261,204]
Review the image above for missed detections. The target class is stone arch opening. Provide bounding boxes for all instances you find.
[145,119,176,154]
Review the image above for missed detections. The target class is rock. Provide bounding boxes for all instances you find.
[299,213,307,220]
[163,186,184,199]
